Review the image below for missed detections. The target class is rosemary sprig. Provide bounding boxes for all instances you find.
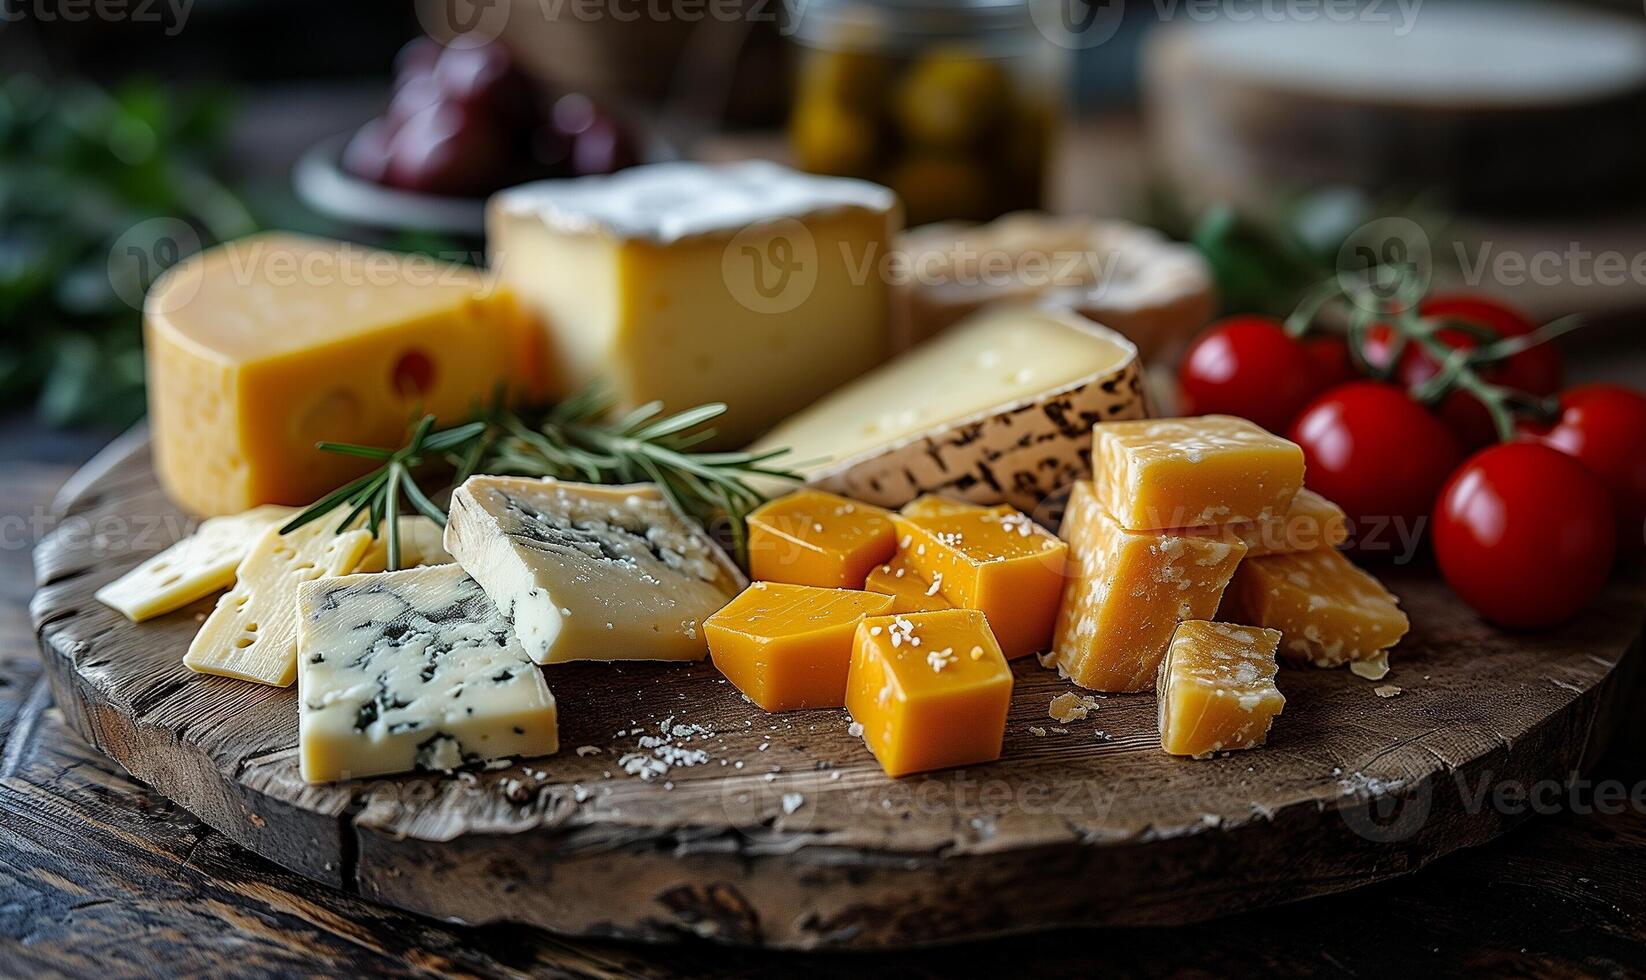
[281,387,802,569]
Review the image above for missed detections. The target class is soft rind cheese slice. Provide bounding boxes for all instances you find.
[488,161,898,447]
[297,565,558,783]
[146,232,546,516]
[183,508,375,686]
[95,505,294,621]
[445,477,746,664]
[749,305,1144,513]
[1157,620,1286,759]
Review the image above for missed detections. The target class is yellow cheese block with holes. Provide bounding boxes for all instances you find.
[1157,621,1285,759]
[145,233,547,516]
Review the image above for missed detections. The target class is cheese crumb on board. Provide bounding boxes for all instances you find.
[95,505,294,622]
[1048,692,1102,723]
[295,565,558,783]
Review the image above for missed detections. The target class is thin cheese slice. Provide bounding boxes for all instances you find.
[352,516,455,572]
[95,505,294,622]
[183,508,375,686]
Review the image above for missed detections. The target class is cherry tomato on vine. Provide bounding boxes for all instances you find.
[1300,335,1357,391]
[1434,443,1615,628]
[1288,382,1463,548]
[1521,384,1646,561]
[1179,316,1322,432]
[1361,293,1561,449]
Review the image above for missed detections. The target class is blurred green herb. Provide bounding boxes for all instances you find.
[0,75,256,427]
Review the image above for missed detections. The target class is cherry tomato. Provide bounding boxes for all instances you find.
[1521,384,1646,561]
[1434,443,1615,628]
[1301,335,1357,391]
[1288,382,1463,549]
[1362,293,1561,449]
[1179,316,1320,433]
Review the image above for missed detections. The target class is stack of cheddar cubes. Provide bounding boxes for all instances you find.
[706,414,1412,776]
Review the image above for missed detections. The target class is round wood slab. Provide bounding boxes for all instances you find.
[31,433,1646,949]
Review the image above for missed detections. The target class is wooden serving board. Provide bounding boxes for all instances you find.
[31,433,1646,950]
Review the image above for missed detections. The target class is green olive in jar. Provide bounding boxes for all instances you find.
[789,96,877,177]
[894,49,1010,150]
[885,153,992,225]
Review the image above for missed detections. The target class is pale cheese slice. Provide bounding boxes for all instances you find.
[183,508,375,686]
[95,505,294,622]
[352,516,455,573]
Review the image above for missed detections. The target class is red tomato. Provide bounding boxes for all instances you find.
[1179,316,1320,432]
[1361,293,1561,449]
[1522,384,1646,561]
[1289,383,1463,550]
[1301,335,1357,391]
[1434,443,1615,628]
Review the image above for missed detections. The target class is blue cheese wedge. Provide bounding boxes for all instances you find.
[183,507,376,687]
[296,565,558,783]
[95,505,295,622]
[445,476,746,664]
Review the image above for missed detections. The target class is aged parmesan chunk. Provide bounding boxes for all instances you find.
[1157,621,1285,759]
[183,507,375,686]
[1047,481,1246,692]
[1222,548,1409,669]
[444,477,745,664]
[95,505,294,622]
[1091,415,1305,530]
[296,565,558,783]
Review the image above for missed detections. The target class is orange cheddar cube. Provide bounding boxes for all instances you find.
[1158,620,1285,759]
[1049,481,1247,692]
[705,583,895,711]
[890,498,1067,660]
[1092,415,1305,530]
[1183,488,1350,557]
[747,490,897,589]
[846,609,1013,777]
[1223,548,1409,675]
[864,554,953,614]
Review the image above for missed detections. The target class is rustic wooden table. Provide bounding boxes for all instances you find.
[4,410,1645,976]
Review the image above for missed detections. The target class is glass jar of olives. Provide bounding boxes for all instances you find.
[787,0,1067,226]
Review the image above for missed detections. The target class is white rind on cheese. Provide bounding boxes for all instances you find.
[296,565,558,783]
[95,505,294,622]
[444,477,746,664]
[183,508,375,687]
[749,305,1147,513]
[490,160,896,244]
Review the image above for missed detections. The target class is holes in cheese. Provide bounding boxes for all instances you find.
[146,232,546,516]
[749,305,1144,513]
[183,507,375,687]
[94,504,295,622]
